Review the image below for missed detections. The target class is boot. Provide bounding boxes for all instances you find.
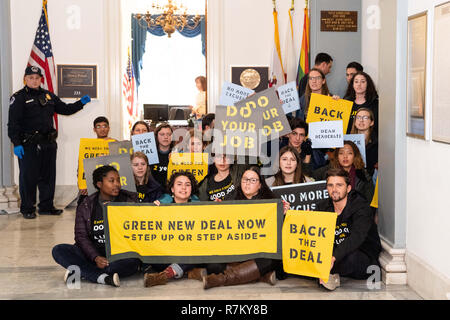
[259,270,277,285]
[144,271,168,287]
[203,260,261,290]
[187,268,207,281]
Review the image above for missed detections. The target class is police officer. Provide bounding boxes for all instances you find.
[8,66,92,219]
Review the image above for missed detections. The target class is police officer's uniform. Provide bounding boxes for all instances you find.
[8,66,89,219]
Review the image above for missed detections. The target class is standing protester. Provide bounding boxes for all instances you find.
[297,53,333,98]
[8,66,91,219]
[345,61,364,85]
[317,168,381,290]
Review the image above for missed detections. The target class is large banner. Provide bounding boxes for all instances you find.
[282,210,337,281]
[104,200,283,264]
[167,152,209,183]
[77,138,113,189]
[271,181,329,211]
[83,154,137,195]
[306,93,353,134]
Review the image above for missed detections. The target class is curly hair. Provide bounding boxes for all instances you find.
[167,170,199,197]
[92,165,119,190]
[344,71,378,103]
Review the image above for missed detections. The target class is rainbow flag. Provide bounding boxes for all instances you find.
[296,4,310,85]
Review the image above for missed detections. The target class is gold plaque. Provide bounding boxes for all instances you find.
[239,68,261,90]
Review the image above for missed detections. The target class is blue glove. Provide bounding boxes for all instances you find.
[80,95,91,104]
[14,145,24,159]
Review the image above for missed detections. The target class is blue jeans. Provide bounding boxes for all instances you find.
[52,244,141,283]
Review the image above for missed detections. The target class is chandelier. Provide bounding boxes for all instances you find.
[134,0,203,38]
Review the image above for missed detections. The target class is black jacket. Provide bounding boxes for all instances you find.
[136,175,164,203]
[346,97,379,135]
[317,190,381,263]
[8,86,85,146]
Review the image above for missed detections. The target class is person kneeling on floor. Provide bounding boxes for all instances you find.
[52,165,141,287]
[317,167,381,291]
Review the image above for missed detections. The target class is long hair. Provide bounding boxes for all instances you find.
[344,71,378,103]
[195,76,207,91]
[130,120,150,136]
[304,68,330,117]
[330,141,365,170]
[235,166,275,200]
[350,107,375,144]
[130,151,150,185]
[154,122,174,150]
[273,146,306,186]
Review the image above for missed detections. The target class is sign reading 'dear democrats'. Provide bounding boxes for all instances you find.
[344,134,366,165]
[213,104,261,157]
[108,140,133,156]
[277,81,300,114]
[83,154,137,195]
[271,181,329,211]
[282,210,337,281]
[219,81,255,106]
[306,93,353,133]
[77,138,113,189]
[131,132,159,165]
[235,87,291,140]
[104,199,283,264]
[309,120,344,149]
[167,152,209,183]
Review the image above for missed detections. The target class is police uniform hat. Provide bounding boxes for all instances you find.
[25,66,43,77]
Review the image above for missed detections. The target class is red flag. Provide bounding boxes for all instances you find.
[28,0,58,129]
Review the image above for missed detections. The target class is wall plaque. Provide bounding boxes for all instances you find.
[321,11,358,32]
[57,64,98,99]
[231,66,269,93]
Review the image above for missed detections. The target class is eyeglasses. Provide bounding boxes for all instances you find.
[95,125,109,129]
[241,178,259,184]
[356,115,370,121]
[308,76,323,82]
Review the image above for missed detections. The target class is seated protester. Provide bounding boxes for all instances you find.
[131,151,163,203]
[77,116,117,206]
[266,146,314,187]
[198,154,246,201]
[143,171,202,287]
[52,165,141,287]
[350,108,378,178]
[344,71,379,135]
[312,141,374,203]
[317,168,381,290]
[151,122,174,191]
[280,118,312,164]
[202,166,290,290]
[130,120,151,137]
[173,128,204,153]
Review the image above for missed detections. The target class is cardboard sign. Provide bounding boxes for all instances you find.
[306,93,353,133]
[309,120,344,149]
[370,176,378,208]
[104,200,283,264]
[108,140,133,156]
[277,81,300,114]
[282,210,337,281]
[77,138,113,189]
[131,132,159,165]
[343,134,366,165]
[213,105,261,157]
[271,181,329,211]
[167,152,209,183]
[83,154,137,195]
[235,87,291,140]
[219,81,255,106]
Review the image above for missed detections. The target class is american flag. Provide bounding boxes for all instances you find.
[123,49,138,133]
[28,0,58,127]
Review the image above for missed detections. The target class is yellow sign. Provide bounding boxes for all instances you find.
[167,152,209,183]
[370,177,378,208]
[105,200,283,263]
[306,93,353,133]
[77,138,113,189]
[282,210,337,281]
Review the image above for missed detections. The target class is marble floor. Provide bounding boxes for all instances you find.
[0,206,423,300]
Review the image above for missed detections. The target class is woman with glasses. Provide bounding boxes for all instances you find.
[344,71,379,135]
[202,166,290,290]
[350,108,378,177]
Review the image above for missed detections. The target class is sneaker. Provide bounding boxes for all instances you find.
[38,208,63,215]
[104,273,120,287]
[320,273,340,291]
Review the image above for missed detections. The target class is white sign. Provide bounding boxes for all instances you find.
[309,120,344,149]
[219,81,254,106]
[131,132,159,165]
[344,134,366,166]
[277,81,300,114]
